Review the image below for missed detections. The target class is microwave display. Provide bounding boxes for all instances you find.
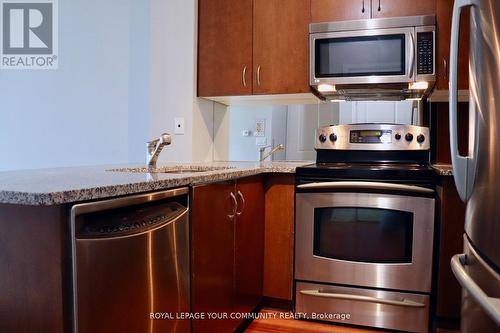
[350,130,392,144]
[315,34,406,78]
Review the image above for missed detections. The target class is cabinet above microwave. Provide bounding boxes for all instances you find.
[310,15,436,101]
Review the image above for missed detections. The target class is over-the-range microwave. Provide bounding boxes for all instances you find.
[310,15,436,101]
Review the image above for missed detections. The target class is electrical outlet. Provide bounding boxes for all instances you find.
[254,119,265,137]
[174,117,185,135]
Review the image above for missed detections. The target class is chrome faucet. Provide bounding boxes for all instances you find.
[147,133,172,171]
[259,144,285,162]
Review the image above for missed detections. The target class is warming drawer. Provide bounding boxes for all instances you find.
[296,281,430,333]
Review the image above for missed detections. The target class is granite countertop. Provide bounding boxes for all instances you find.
[0,161,313,206]
[432,164,453,176]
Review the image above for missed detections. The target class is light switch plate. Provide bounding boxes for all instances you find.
[174,117,185,135]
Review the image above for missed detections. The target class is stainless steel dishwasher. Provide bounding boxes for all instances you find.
[70,188,190,333]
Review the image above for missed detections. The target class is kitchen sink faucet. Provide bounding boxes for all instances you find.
[259,144,285,161]
[147,133,172,171]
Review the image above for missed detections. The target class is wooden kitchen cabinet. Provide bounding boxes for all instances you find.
[197,0,253,97]
[436,177,466,321]
[436,0,469,90]
[0,204,68,333]
[198,0,310,97]
[371,0,435,18]
[234,177,265,315]
[191,181,236,333]
[253,0,310,94]
[312,0,435,22]
[191,176,264,333]
[263,174,295,301]
[311,0,370,23]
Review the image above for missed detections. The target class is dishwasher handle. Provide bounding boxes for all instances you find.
[72,187,189,239]
[76,202,188,239]
[71,187,189,216]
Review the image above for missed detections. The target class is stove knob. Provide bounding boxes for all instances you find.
[329,133,337,142]
[395,133,402,140]
[417,134,425,143]
[405,133,414,142]
[319,134,327,143]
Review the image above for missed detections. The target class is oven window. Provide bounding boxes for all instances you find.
[313,207,413,263]
[315,34,406,77]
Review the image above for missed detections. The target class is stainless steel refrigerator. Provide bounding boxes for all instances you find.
[449,0,500,331]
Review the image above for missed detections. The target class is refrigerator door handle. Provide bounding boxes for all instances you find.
[449,0,474,202]
[451,254,500,326]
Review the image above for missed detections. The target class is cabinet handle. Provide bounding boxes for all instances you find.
[362,0,365,13]
[236,190,245,216]
[443,58,448,81]
[242,65,247,87]
[378,0,381,12]
[228,192,237,220]
[257,65,261,86]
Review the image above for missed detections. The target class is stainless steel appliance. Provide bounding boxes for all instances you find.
[295,124,436,333]
[448,0,500,331]
[70,188,190,333]
[310,15,435,101]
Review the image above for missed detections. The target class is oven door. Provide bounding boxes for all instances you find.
[295,189,435,292]
[310,27,415,85]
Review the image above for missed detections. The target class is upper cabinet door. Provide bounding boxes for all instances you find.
[198,0,253,97]
[253,0,310,95]
[311,0,370,23]
[371,0,435,18]
[436,0,469,90]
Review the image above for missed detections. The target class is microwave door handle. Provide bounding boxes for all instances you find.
[408,32,415,79]
[449,0,474,202]
[296,181,434,194]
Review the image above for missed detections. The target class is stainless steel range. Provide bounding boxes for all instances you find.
[294,123,436,333]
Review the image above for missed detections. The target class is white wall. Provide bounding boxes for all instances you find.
[339,101,416,124]
[285,103,339,161]
[144,0,216,164]
[224,105,287,161]
[0,0,217,171]
[150,0,216,164]
[0,0,150,171]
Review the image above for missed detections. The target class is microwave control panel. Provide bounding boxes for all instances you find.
[417,32,434,75]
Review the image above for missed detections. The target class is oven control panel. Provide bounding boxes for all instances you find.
[315,124,430,150]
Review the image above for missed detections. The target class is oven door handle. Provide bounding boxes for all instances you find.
[296,181,433,194]
[299,290,425,308]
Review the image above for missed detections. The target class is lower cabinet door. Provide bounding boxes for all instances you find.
[191,177,265,332]
[191,182,237,333]
[234,176,265,323]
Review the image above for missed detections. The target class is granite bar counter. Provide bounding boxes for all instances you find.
[432,163,453,176]
[0,161,313,206]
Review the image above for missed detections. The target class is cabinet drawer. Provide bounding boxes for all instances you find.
[295,282,430,333]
